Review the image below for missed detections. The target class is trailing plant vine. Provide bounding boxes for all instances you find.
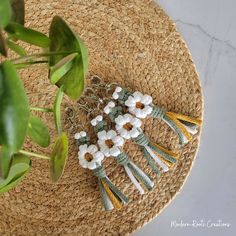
[0,0,88,193]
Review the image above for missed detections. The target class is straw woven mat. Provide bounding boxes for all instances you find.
[0,0,203,235]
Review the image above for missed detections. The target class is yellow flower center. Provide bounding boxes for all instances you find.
[136,102,145,109]
[105,139,114,148]
[123,122,133,131]
[85,153,94,162]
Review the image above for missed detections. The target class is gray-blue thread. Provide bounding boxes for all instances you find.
[117,88,132,103]
[127,162,153,191]
[109,106,123,122]
[94,120,107,133]
[142,147,161,175]
[134,133,150,146]
[93,165,107,179]
[98,179,112,211]
[149,143,177,164]
[116,152,130,166]
[163,115,185,145]
[103,178,129,204]
[151,106,166,119]
[77,136,90,146]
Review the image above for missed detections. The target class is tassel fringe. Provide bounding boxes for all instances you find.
[94,166,128,211]
[116,152,154,194]
[145,146,169,172]
[98,179,114,211]
[124,166,145,194]
[164,111,202,145]
[127,162,154,191]
[101,179,123,210]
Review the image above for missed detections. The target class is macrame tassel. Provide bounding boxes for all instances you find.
[116,152,154,194]
[100,179,123,210]
[134,133,179,172]
[151,106,202,145]
[98,179,114,211]
[141,147,161,175]
[124,166,145,194]
[127,162,154,191]
[94,166,128,211]
[144,146,169,172]
[149,142,178,167]
[113,87,202,146]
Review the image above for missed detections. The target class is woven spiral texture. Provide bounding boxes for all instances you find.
[0,0,203,235]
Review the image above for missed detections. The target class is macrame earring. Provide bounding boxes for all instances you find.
[104,101,179,173]
[74,131,128,211]
[112,87,202,145]
[91,115,154,195]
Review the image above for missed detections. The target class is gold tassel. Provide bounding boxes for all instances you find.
[101,179,122,210]
[166,112,202,126]
[151,142,179,168]
[166,112,202,142]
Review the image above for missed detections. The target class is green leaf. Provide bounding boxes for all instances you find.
[50,53,78,84]
[0,30,8,57]
[27,116,50,148]
[54,86,64,135]
[6,39,26,56]
[10,0,25,25]
[0,146,12,179]
[5,22,50,48]
[0,61,29,177]
[77,37,88,74]
[0,0,12,29]
[0,153,31,194]
[50,133,68,182]
[49,16,88,100]
[0,61,30,152]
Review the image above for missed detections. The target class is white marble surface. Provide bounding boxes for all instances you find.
[134,1,236,235]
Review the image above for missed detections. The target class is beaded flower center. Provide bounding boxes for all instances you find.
[136,102,145,109]
[123,123,133,131]
[105,139,114,148]
[85,153,94,162]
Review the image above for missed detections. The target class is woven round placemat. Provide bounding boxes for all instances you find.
[0,0,203,235]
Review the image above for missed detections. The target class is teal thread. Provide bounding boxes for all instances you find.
[93,165,107,179]
[94,166,129,204]
[94,120,107,133]
[109,106,123,122]
[149,143,177,164]
[98,179,112,211]
[151,105,166,119]
[163,115,185,145]
[128,162,153,191]
[142,147,161,176]
[77,136,90,146]
[116,152,130,166]
[118,88,132,103]
[134,133,149,146]
[103,178,129,204]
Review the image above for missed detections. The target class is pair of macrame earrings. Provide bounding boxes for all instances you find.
[74,82,202,211]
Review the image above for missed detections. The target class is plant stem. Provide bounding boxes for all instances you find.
[11,51,78,64]
[19,150,51,160]
[14,60,49,69]
[30,107,53,113]
[54,86,65,135]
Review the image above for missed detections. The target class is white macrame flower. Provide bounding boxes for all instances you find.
[104,101,115,114]
[115,114,142,139]
[112,86,122,100]
[91,115,103,126]
[74,131,87,140]
[97,130,124,157]
[125,91,153,118]
[78,144,104,170]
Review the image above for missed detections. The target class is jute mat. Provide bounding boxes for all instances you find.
[0,0,203,235]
